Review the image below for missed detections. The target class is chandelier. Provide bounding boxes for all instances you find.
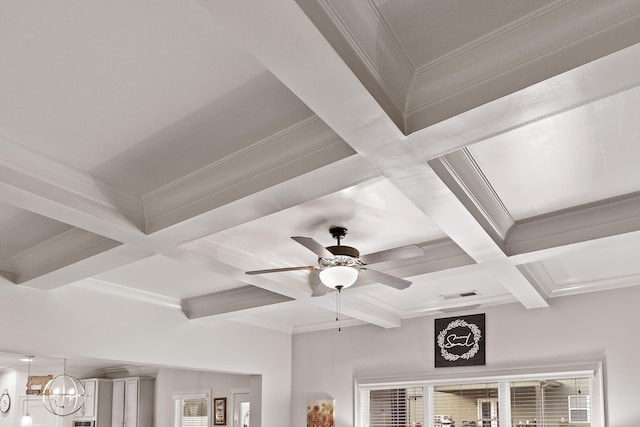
[42,359,87,416]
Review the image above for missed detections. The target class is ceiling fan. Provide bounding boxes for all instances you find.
[246,226,424,296]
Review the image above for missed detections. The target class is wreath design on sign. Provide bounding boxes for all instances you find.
[437,318,482,361]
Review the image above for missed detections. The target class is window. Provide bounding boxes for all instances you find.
[175,393,210,427]
[368,387,424,427]
[433,383,498,427]
[511,377,591,426]
[356,364,603,427]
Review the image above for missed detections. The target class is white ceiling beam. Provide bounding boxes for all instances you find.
[151,154,379,246]
[12,229,121,284]
[196,0,404,147]
[484,261,548,309]
[405,40,640,159]
[142,116,356,234]
[181,286,294,319]
[196,0,548,310]
[0,135,145,237]
[507,194,640,257]
[175,244,401,328]
[404,0,640,133]
[19,245,156,291]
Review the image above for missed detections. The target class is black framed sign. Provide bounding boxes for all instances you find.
[435,313,485,367]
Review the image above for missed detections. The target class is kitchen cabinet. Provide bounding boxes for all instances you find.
[78,378,113,426]
[111,377,154,427]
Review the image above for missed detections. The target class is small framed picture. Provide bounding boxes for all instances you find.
[214,397,227,425]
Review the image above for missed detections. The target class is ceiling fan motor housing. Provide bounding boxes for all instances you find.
[320,245,361,268]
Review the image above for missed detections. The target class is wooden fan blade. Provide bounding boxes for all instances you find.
[308,270,328,297]
[359,268,411,290]
[359,244,424,265]
[246,266,318,275]
[291,236,334,258]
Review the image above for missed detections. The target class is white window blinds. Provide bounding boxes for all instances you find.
[369,387,424,427]
[175,395,209,427]
[433,383,499,427]
[510,377,591,427]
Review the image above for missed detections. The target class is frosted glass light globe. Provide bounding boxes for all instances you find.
[319,266,358,289]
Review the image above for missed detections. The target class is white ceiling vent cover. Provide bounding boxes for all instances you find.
[440,291,479,300]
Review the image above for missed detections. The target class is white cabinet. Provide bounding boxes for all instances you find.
[111,377,154,427]
[78,378,113,426]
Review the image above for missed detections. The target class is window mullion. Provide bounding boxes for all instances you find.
[499,381,511,426]
[425,386,435,427]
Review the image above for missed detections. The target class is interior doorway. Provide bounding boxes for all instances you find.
[233,392,250,427]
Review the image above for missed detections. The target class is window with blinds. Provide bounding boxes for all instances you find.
[511,377,591,427]
[175,395,209,427]
[433,383,498,427]
[356,364,602,427]
[369,387,424,427]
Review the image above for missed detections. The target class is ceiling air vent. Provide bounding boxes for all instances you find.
[440,290,479,300]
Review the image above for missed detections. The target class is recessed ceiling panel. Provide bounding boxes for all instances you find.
[540,238,640,288]
[468,85,640,220]
[0,202,72,259]
[358,269,511,313]
[191,178,447,274]
[248,303,349,331]
[0,0,315,196]
[93,254,237,300]
[372,0,553,67]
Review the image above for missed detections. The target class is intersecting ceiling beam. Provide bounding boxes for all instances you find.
[196,0,548,311]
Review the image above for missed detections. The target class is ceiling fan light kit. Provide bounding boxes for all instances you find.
[319,265,359,289]
[246,226,423,293]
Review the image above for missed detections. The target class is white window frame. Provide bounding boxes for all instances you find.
[174,391,212,427]
[355,362,604,427]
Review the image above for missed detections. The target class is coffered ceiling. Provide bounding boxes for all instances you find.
[2,0,640,334]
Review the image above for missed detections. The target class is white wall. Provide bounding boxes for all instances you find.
[0,370,16,427]
[291,285,640,427]
[0,281,292,427]
[155,368,251,427]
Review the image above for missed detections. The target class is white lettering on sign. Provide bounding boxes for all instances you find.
[437,319,482,361]
[444,333,473,348]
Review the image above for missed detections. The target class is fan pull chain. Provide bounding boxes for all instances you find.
[335,285,344,331]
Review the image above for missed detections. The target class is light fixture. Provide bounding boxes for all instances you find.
[20,356,33,427]
[42,359,87,417]
[319,265,359,289]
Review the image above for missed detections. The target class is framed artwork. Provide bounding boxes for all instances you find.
[307,399,335,427]
[435,313,485,367]
[214,397,227,425]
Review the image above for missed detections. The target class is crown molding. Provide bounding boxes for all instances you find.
[518,261,640,298]
[516,262,556,298]
[72,278,181,309]
[143,117,356,233]
[414,1,573,76]
[405,0,640,132]
[551,272,640,297]
[0,259,15,275]
[429,149,513,249]
[0,134,144,233]
[12,228,122,285]
[293,0,408,129]
[316,0,414,113]
[231,315,294,335]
